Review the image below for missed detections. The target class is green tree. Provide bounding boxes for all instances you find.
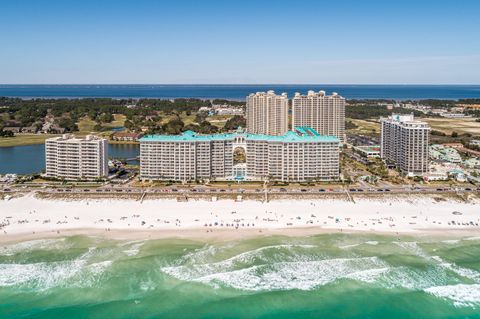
[223,115,246,131]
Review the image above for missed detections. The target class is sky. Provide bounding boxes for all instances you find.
[0,0,479,84]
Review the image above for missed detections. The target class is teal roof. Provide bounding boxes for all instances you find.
[140,127,339,143]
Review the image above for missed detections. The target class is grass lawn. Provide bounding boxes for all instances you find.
[0,134,61,147]
[347,118,381,135]
[207,114,233,129]
[424,117,480,136]
[104,114,126,128]
[77,117,97,134]
[160,112,196,126]
[77,114,126,135]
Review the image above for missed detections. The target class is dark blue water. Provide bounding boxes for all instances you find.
[0,144,139,175]
[1,85,480,100]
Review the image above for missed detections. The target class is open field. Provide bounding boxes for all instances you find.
[0,134,61,148]
[77,114,126,134]
[347,118,380,135]
[160,111,196,126]
[424,117,480,136]
[207,114,233,128]
[77,116,97,133]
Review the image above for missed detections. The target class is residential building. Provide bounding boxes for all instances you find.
[353,145,381,158]
[441,112,469,118]
[45,134,108,180]
[2,127,21,134]
[21,126,39,134]
[292,90,345,142]
[246,91,288,136]
[470,140,480,147]
[380,114,430,176]
[140,127,339,182]
[429,144,462,163]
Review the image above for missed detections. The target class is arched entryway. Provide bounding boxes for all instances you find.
[233,146,246,181]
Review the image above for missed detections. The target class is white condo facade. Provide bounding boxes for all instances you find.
[292,90,346,142]
[246,91,289,136]
[140,127,339,182]
[380,114,430,176]
[45,134,108,180]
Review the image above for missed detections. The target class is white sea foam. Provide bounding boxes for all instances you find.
[183,244,317,267]
[425,284,480,307]
[0,260,84,288]
[0,248,113,290]
[339,244,360,249]
[441,239,460,244]
[123,242,145,257]
[374,265,452,290]
[0,238,70,256]
[365,241,379,246]
[393,241,429,258]
[162,256,388,291]
[431,256,480,282]
[343,267,390,283]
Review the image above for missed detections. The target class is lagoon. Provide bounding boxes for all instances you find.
[0,143,139,175]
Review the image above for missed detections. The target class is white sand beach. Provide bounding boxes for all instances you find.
[1,193,480,242]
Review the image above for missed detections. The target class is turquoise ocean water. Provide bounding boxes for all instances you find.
[1,234,480,318]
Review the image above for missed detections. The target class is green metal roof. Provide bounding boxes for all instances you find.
[140,127,339,143]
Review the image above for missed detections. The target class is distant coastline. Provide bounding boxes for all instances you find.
[1,84,480,100]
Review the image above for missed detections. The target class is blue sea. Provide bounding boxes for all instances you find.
[1,84,480,100]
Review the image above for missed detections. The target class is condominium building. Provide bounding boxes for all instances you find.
[45,134,109,180]
[292,90,346,142]
[246,90,289,136]
[140,127,339,182]
[380,114,430,176]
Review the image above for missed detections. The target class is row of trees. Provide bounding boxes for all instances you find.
[0,129,14,137]
[0,97,245,134]
[346,105,424,120]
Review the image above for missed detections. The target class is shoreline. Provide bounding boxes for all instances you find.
[1,225,480,245]
[1,193,480,243]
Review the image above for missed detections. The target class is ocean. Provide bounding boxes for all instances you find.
[1,84,480,100]
[1,233,480,318]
